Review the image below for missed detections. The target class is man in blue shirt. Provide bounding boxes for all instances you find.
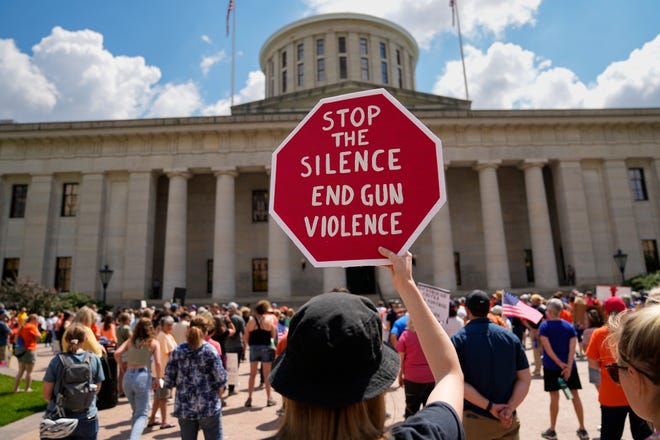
[451,290,531,440]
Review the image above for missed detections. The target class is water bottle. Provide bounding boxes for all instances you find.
[558,377,573,400]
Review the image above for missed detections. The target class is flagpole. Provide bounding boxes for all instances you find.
[230,1,236,108]
[452,0,469,101]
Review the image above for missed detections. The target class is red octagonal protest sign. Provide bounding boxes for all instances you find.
[269,88,446,267]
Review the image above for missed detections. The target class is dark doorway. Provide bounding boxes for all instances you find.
[346,266,376,295]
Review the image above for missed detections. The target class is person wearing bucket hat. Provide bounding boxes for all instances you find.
[269,247,465,440]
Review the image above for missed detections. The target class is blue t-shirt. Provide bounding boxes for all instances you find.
[451,317,529,418]
[538,319,577,370]
[0,321,10,346]
[43,351,105,419]
[390,315,410,338]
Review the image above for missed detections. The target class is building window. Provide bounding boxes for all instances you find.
[297,63,304,87]
[282,70,287,93]
[628,168,648,201]
[55,257,72,292]
[381,61,389,84]
[454,252,462,286]
[380,42,387,59]
[207,259,213,294]
[396,49,401,66]
[317,58,326,81]
[359,37,368,56]
[339,56,347,79]
[252,190,269,222]
[338,36,346,54]
[61,182,78,217]
[268,60,274,96]
[281,50,287,68]
[252,258,268,292]
[316,38,325,56]
[2,258,19,282]
[10,184,28,218]
[524,249,534,283]
[361,58,369,81]
[296,43,304,62]
[642,239,659,273]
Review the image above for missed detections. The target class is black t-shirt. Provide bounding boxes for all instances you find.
[390,402,464,440]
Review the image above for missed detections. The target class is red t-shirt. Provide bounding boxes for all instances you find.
[396,330,434,384]
[585,326,627,406]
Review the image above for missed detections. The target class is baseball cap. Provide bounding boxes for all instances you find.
[269,292,399,408]
[227,302,239,311]
[465,290,490,316]
[604,297,626,315]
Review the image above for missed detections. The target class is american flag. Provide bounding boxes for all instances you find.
[226,0,235,36]
[502,291,543,324]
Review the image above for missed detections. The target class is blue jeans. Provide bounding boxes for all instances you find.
[179,413,223,440]
[123,368,151,440]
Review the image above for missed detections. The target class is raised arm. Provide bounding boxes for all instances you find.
[378,247,464,417]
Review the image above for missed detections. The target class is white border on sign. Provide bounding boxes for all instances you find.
[269,88,446,268]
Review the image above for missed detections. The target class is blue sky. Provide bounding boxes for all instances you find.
[1,0,659,122]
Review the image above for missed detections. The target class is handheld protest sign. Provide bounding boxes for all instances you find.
[269,88,446,267]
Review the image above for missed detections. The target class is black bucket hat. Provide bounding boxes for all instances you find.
[269,292,399,408]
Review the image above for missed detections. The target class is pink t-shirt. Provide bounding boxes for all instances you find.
[396,330,434,384]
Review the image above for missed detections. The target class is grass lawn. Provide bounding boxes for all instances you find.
[0,374,47,427]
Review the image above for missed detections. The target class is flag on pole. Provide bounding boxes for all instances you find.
[226,0,235,36]
[502,291,543,324]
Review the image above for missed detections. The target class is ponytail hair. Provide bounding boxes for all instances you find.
[187,316,210,349]
[64,323,87,354]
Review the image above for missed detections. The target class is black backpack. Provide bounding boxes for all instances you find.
[55,352,96,414]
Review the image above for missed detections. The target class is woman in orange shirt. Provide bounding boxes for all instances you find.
[13,313,41,392]
[99,312,117,343]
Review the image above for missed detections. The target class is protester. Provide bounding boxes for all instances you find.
[115,312,132,398]
[539,299,589,440]
[441,301,464,337]
[451,290,531,439]
[13,313,41,392]
[113,318,162,440]
[581,308,604,391]
[63,307,103,356]
[524,294,546,377]
[224,302,245,395]
[99,312,117,343]
[396,318,435,418]
[243,299,277,408]
[607,304,659,439]
[41,323,105,439]
[586,297,652,440]
[148,315,177,430]
[164,314,227,440]
[0,313,10,367]
[269,247,464,439]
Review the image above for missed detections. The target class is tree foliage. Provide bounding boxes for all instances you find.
[628,270,660,292]
[0,278,96,314]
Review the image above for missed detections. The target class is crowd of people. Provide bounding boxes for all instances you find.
[0,268,658,439]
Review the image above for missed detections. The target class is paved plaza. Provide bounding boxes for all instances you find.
[0,342,629,439]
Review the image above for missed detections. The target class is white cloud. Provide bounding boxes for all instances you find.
[146,81,202,118]
[433,34,660,109]
[200,50,226,76]
[201,35,212,44]
[302,0,541,48]
[203,70,265,116]
[0,39,58,121]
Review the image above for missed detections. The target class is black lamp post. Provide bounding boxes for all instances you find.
[99,264,114,305]
[612,249,628,285]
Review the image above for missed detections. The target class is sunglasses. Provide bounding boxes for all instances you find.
[606,362,658,385]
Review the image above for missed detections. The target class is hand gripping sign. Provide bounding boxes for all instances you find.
[269,88,446,267]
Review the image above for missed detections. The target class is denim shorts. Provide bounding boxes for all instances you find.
[249,345,275,363]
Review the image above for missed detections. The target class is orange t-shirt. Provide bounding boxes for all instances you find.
[559,309,573,324]
[585,326,627,406]
[99,323,117,342]
[20,323,41,350]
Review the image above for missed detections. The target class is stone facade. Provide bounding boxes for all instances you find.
[0,13,659,305]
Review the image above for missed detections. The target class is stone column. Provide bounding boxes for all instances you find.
[123,171,156,301]
[432,201,457,291]
[602,160,645,278]
[22,174,56,285]
[267,168,291,300]
[520,160,558,288]
[162,170,191,299]
[72,173,106,295]
[213,169,238,300]
[474,161,510,289]
[323,267,345,292]
[552,161,598,285]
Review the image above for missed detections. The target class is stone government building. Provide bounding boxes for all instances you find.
[1,13,659,305]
